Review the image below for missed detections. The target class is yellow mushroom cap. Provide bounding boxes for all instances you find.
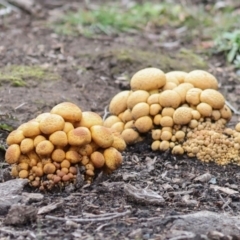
[6,130,25,145]
[104,116,122,128]
[18,121,41,137]
[196,102,212,117]
[220,105,232,121]
[51,149,66,162]
[147,93,160,105]
[163,82,178,90]
[33,135,46,148]
[66,150,82,164]
[35,140,54,156]
[235,123,240,132]
[166,71,188,84]
[90,151,105,168]
[39,113,65,135]
[160,131,172,141]
[111,122,124,133]
[63,122,74,133]
[78,111,103,128]
[159,90,181,109]
[173,107,192,125]
[130,67,166,91]
[173,83,194,103]
[131,102,150,120]
[90,125,114,148]
[68,127,91,146]
[35,113,51,122]
[200,89,225,109]
[103,147,123,171]
[49,131,68,147]
[111,133,127,152]
[121,109,133,123]
[109,90,131,115]
[160,116,174,127]
[121,128,141,145]
[127,90,150,109]
[160,140,170,151]
[172,145,184,155]
[191,110,201,120]
[135,116,153,133]
[184,70,218,90]
[211,110,221,121]
[5,144,21,164]
[151,140,160,151]
[19,169,29,178]
[50,102,82,122]
[161,107,175,117]
[186,88,202,106]
[149,104,162,116]
[20,138,34,154]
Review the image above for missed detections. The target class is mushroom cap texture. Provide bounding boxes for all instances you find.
[103,147,123,171]
[184,70,218,90]
[159,90,181,109]
[78,111,103,128]
[39,113,65,135]
[90,125,114,148]
[130,67,166,91]
[6,130,25,145]
[68,127,92,146]
[166,71,188,84]
[5,144,21,164]
[200,89,225,109]
[186,88,202,106]
[135,116,153,133]
[90,151,105,168]
[127,90,150,109]
[121,128,140,145]
[50,102,82,122]
[36,140,54,156]
[173,107,192,125]
[109,90,131,115]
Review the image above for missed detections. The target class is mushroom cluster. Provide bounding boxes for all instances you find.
[105,67,239,165]
[5,102,126,189]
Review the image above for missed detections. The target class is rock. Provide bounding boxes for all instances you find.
[21,192,44,204]
[4,205,37,226]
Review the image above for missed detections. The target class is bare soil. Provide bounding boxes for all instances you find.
[1,1,240,239]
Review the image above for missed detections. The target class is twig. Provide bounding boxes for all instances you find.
[14,102,26,110]
[225,100,240,115]
[45,210,131,223]
[219,194,232,211]
[102,105,110,121]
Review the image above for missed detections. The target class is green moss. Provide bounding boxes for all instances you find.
[0,65,59,87]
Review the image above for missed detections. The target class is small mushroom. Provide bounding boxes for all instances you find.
[111,133,127,152]
[104,116,122,128]
[103,147,123,172]
[51,149,66,162]
[173,107,192,125]
[159,90,181,109]
[6,130,25,145]
[35,140,54,156]
[151,140,160,151]
[20,138,34,154]
[131,102,150,120]
[43,163,56,174]
[200,89,225,109]
[5,144,21,164]
[50,102,82,122]
[130,67,166,91]
[78,111,103,128]
[90,151,105,168]
[196,103,212,117]
[90,125,114,148]
[39,113,65,135]
[49,131,68,147]
[184,70,218,90]
[68,127,91,146]
[121,128,141,145]
[18,120,41,137]
[135,116,153,133]
[186,88,202,106]
[109,90,131,115]
[127,90,150,109]
[166,71,188,84]
[66,150,82,164]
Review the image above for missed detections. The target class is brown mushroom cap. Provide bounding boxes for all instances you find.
[20,138,34,154]
[159,90,181,109]
[109,90,131,115]
[186,88,202,106]
[127,90,150,109]
[90,125,114,148]
[184,70,218,90]
[49,131,68,147]
[173,107,192,125]
[135,116,153,133]
[130,67,166,91]
[50,102,82,122]
[43,163,56,174]
[39,113,65,135]
[78,111,103,128]
[5,144,21,164]
[6,130,25,145]
[35,140,54,156]
[68,127,92,146]
[90,151,105,168]
[103,147,123,171]
[200,89,225,109]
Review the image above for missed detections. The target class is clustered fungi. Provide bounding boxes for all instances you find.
[105,67,240,165]
[5,102,126,190]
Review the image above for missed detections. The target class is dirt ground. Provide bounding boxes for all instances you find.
[1,1,240,239]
